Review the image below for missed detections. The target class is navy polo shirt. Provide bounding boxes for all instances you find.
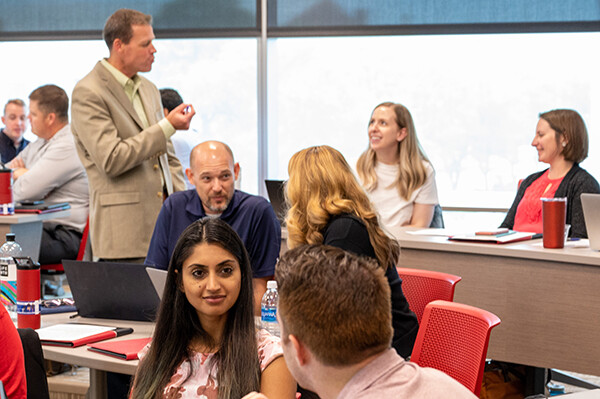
[0,129,29,165]
[145,189,281,278]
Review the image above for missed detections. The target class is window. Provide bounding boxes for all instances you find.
[0,38,259,193]
[267,32,600,210]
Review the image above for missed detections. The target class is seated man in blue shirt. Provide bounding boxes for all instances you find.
[146,140,281,314]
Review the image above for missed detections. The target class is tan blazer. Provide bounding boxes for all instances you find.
[71,61,186,259]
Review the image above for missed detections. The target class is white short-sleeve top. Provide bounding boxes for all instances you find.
[368,161,439,238]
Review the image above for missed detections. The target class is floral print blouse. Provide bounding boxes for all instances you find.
[138,329,283,399]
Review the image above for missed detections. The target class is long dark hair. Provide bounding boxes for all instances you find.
[131,218,260,399]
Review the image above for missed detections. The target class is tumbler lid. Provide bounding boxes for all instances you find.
[15,257,40,270]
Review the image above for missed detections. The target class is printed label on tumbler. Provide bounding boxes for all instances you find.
[17,300,40,315]
[261,307,276,322]
[0,203,13,215]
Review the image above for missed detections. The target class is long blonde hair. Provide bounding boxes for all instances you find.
[285,145,399,269]
[357,102,430,201]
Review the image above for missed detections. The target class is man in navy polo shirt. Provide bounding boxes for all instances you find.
[0,99,29,165]
[145,140,281,314]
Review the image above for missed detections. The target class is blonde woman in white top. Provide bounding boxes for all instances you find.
[357,102,439,238]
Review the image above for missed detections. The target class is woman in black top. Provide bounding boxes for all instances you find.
[284,145,419,359]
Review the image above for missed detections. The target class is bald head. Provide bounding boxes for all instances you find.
[190,141,235,167]
[186,141,239,214]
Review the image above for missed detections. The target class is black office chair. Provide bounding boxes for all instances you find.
[17,328,50,399]
[429,204,445,228]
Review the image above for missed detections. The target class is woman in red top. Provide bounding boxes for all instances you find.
[500,109,600,238]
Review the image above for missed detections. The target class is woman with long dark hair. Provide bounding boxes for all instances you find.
[131,218,296,399]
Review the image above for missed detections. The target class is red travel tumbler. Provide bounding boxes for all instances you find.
[541,197,567,249]
[16,257,41,329]
[0,169,14,215]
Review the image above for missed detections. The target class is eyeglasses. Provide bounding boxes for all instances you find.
[41,298,75,308]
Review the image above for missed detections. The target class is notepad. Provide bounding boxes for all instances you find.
[87,337,151,360]
[36,323,133,347]
[449,231,537,244]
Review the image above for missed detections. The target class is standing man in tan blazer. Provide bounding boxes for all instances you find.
[71,8,195,262]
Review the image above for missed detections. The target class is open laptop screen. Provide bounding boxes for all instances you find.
[63,260,160,322]
[265,179,287,225]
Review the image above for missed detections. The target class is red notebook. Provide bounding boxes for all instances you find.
[15,202,71,214]
[36,324,133,347]
[87,337,151,360]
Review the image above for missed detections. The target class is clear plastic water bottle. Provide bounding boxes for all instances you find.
[261,280,280,337]
[0,233,22,322]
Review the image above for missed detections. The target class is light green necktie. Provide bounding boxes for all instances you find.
[125,80,173,196]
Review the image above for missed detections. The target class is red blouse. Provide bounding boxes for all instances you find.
[513,170,564,233]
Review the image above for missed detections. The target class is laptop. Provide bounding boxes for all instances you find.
[265,179,287,225]
[63,260,160,321]
[146,267,167,300]
[581,193,600,251]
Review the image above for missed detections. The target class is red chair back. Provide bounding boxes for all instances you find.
[40,218,90,272]
[396,267,461,323]
[410,300,501,396]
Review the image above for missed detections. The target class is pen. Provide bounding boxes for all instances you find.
[496,231,516,237]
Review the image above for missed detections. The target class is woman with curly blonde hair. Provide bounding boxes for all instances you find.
[357,102,439,237]
[285,145,418,358]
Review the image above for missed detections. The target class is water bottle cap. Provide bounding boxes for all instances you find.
[267,280,277,289]
[6,233,15,241]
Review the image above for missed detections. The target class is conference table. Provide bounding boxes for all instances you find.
[396,229,600,376]
[0,211,70,262]
[41,313,154,399]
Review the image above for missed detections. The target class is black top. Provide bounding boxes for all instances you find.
[322,214,419,359]
[500,164,600,238]
[0,129,29,165]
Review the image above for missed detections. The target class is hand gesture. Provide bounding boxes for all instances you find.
[166,103,196,131]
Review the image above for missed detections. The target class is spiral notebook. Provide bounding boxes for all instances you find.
[36,323,133,347]
[449,230,537,244]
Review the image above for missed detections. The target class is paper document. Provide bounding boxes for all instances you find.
[37,324,115,341]
[405,229,462,237]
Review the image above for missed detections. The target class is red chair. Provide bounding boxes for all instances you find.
[41,218,90,272]
[396,267,462,323]
[410,300,501,396]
